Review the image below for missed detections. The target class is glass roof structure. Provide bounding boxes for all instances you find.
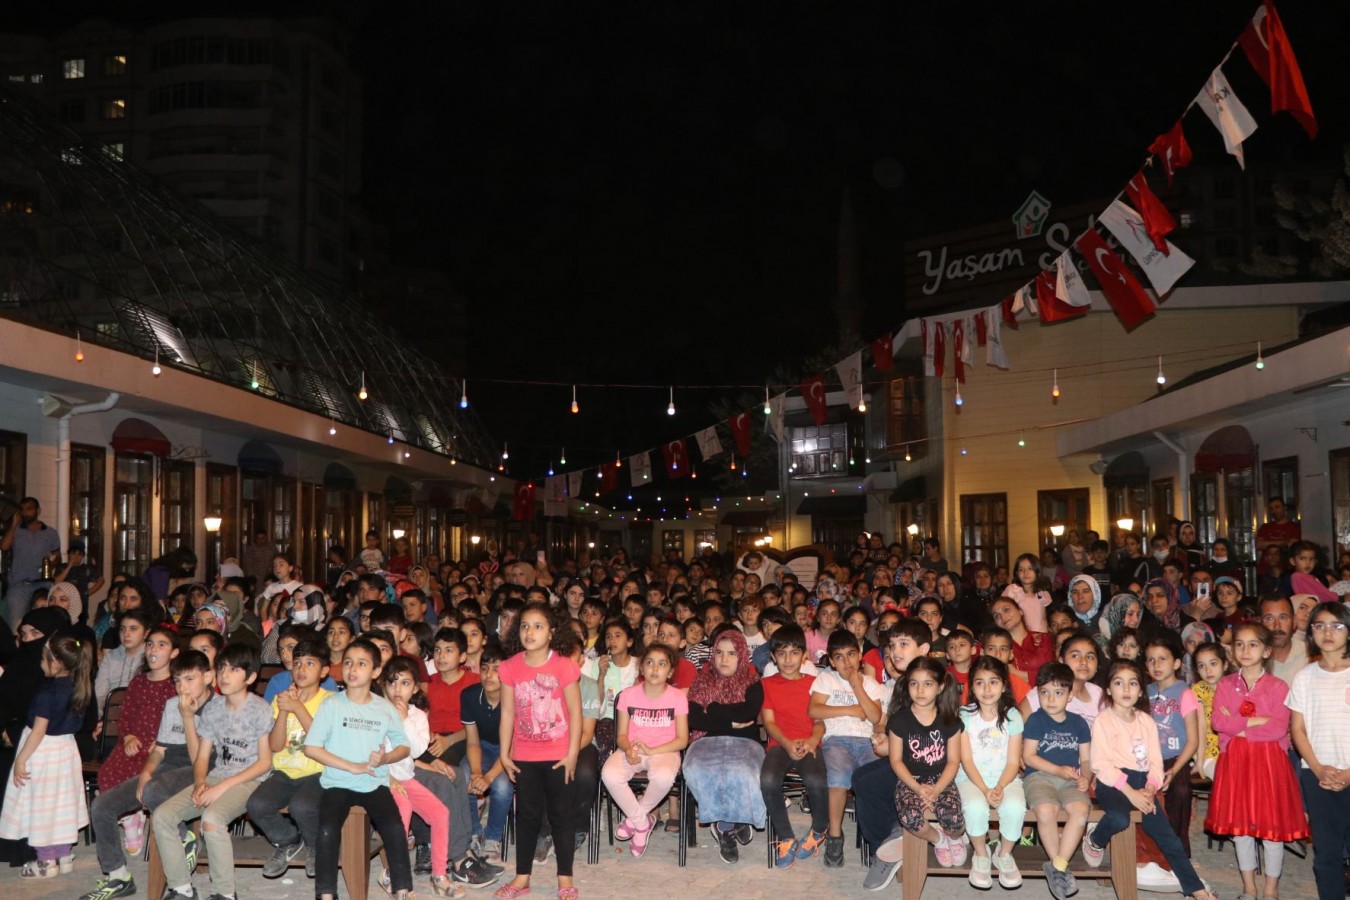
[0,85,496,469]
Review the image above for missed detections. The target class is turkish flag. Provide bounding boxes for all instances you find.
[663,439,690,478]
[1124,173,1177,255]
[599,461,619,494]
[974,310,988,345]
[1035,269,1088,325]
[1000,296,1019,330]
[1076,229,1156,331]
[870,333,894,371]
[931,327,945,377]
[512,481,536,522]
[729,412,752,456]
[951,318,966,383]
[800,373,828,425]
[1147,120,1192,188]
[1239,1,1316,138]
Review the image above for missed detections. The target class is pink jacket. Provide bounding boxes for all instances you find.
[1210,671,1292,751]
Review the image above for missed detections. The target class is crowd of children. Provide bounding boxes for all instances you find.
[0,534,1347,900]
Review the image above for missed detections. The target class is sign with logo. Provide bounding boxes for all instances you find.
[903,199,1106,312]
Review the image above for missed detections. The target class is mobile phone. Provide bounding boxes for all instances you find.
[1196,582,1210,600]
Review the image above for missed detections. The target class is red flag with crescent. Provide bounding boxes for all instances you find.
[663,439,689,478]
[1076,229,1156,331]
[870,333,894,371]
[729,412,752,456]
[800,374,828,425]
[599,461,619,493]
[512,481,536,522]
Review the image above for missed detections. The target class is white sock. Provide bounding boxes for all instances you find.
[108,866,130,880]
[172,884,192,895]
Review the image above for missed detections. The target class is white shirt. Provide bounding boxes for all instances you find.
[1270,639,1308,688]
[388,706,429,781]
[810,669,887,739]
[1286,661,1350,769]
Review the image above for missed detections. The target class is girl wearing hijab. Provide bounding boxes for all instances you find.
[681,628,765,864]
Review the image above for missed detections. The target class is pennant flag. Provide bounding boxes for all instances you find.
[1015,283,1038,319]
[951,319,966,383]
[512,481,536,522]
[768,396,785,444]
[481,483,500,513]
[974,310,988,346]
[628,451,652,487]
[1124,173,1177,254]
[921,320,935,376]
[663,438,690,479]
[932,323,946,377]
[566,471,582,498]
[1076,229,1157,331]
[695,425,722,460]
[984,309,1010,370]
[1195,67,1258,169]
[1036,269,1089,324]
[1000,296,1019,330]
[835,350,864,410]
[1238,1,1316,138]
[543,476,567,517]
[799,373,828,425]
[871,332,894,371]
[729,411,752,456]
[1055,251,1092,308]
[1148,120,1192,188]
[1098,200,1195,295]
[599,461,619,494]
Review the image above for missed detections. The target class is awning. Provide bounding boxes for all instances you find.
[238,440,283,474]
[721,510,771,527]
[1195,425,1256,474]
[1103,451,1149,489]
[322,462,357,491]
[110,417,171,457]
[890,475,927,503]
[796,494,866,516]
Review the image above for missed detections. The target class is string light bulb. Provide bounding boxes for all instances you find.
[570,385,579,414]
[151,345,161,377]
[729,454,737,471]
[667,386,676,416]
[615,450,621,468]
[250,360,260,391]
[387,434,395,445]
[1017,435,1027,448]
[547,462,554,476]
[501,442,509,461]
[74,331,84,363]
[904,445,912,462]
[1255,341,1265,370]
[1051,368,1060,399]
[560,447,566,465]
[329,422,337,436]
[1156,356,1166,386]
[763,387,772,415]
[358,371,368,401]
[459,381,468,409]
[954,385,963,407]
[858,397,866,413]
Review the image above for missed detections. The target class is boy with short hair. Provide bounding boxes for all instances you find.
[759,624,829,869]
[359,529,385,572]
[979,628,1032,705]
[1081,541,1113,598]
[369,606,429,682]
[945,630,977,703]
[263,625,338,703]
[752,606,792,674]
[810,629,887,867]
[79,652,215,900]
[1022,663,1092,900]
[248,640,332,879]
[737,594,766,649]
[152,644,274,900]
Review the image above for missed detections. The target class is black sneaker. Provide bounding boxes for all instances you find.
[470,849,505,877]
[182,829,200,872]
[414,843,432,875]
[823,834,845,868]
[450,855,500,890]
[733,823,753,846]
[717,826,739,864]
[533,834,553,864]
[161,889,198,900]
[262,838,304,878]
[77,874,137,900]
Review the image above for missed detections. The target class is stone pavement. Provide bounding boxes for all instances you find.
[1,805,1316,899]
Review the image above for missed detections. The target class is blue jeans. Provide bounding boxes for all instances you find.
[475,741,514,843]
[1093,768,1204,896]
[1299,766,1350,900]
[852,757,900,848]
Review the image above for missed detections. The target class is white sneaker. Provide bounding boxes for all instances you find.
[992,848,1022,889]
[1136,861,1183,893]
[1080,823,1105,868]
[968,851,993,889]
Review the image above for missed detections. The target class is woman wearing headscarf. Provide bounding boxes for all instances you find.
[1097,593,1144,649]
[47,582,96,651]
[1066,574,1103,634]
[1137,578,1193,645]
[213,587,261,652]
[1173,521,1206,572]
[259,583,328,664]
[681,628,765,864]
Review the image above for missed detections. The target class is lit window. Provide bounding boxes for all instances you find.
[102,98,126,120]
[30,73,42,84]
[62,58,85,79]
[103,142,124,161]
[104,54,128,76]
[6,75,23,83]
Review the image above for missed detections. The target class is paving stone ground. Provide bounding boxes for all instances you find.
[0,802,1318,899]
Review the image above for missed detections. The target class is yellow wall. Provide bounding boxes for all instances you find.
[937,306,1298,559]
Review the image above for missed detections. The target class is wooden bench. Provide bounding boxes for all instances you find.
[146,805,385,900]
[900,809,1141,899]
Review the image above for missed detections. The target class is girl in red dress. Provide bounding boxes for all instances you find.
[1205,621,1309,900]
[989,597,1053,684]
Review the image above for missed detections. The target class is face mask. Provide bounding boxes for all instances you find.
[1154,550,1168,562]
[292,606,310,624]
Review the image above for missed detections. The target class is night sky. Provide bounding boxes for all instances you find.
[15,1,1350,488]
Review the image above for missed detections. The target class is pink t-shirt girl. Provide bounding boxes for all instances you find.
[615,683,688,747]
[499,650,580,762]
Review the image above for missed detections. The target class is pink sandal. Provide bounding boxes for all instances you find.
[493,885,531,899]
[630,813,657,858]
[558,889,579,900]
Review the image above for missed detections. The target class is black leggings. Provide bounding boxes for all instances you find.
[514,760,578,878]
[315,786,410,897]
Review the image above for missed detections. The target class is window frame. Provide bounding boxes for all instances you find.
[960,492,1008,572]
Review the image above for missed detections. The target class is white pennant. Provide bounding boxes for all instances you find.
[769,395,785,443]
[544,476,567,517]
[1055,252,1092,307]
[984,309,1009,370]
[959,316,975,363]
[921,319,935,377]
[1195,67,1258,169]
[628,451,652,487]
[695,425,722,459]
[835,350,864,410]
[1098,200,1196,295]
[566,471,582,498]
